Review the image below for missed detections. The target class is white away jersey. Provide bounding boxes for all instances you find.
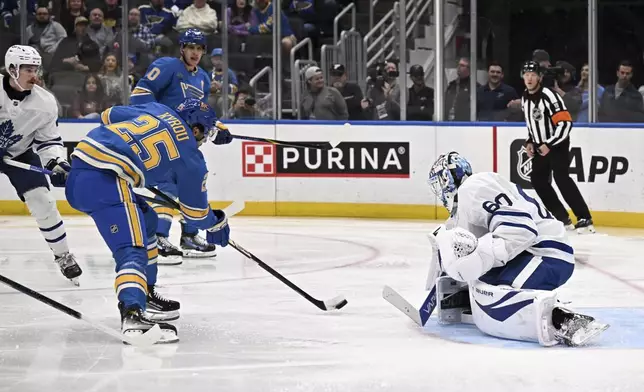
[0,74,65,164]
[449,172,574,265]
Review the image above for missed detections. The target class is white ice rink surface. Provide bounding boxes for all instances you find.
[1,215,644,392]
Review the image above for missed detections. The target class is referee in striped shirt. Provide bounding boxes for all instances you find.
[520,60,594,232]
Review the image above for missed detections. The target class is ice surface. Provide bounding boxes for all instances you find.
[0,216,643,392]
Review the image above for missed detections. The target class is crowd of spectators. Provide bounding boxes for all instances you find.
[0,0,340,118]
[2,1,644,123]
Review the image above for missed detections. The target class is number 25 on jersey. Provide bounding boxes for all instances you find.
[106,115,180,170]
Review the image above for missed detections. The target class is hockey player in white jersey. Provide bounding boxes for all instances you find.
[427,151,608,346]
[0,45,82,284]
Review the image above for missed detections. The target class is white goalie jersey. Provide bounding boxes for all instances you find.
[448,172,574,267]
[0,74,66,164]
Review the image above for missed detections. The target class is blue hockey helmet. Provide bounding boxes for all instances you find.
[175,98,218,146]
[179,28,206,49]
[428,152,472,213]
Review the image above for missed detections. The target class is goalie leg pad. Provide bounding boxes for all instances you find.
[469,280,559,346]
[23,187,69,256]
[436,276,470,324]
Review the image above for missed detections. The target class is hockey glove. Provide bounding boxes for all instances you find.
[46,158,71,187]
[212,121,233,145]
[206,209,230,246]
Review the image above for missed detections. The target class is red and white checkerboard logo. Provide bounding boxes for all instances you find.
[242,142,276,177]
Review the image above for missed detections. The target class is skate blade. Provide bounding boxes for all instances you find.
[576,226,596,235]
[181,249,217,259]
[123,326,179,345]
[144,309,180,322]
[157,256,183,266]
[70,277,80,286]
[571,321,610,346]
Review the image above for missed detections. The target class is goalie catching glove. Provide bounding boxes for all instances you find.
[45,158,71,187]
[206,209,230,246]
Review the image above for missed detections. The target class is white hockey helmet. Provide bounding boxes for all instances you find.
[5,45,42,83]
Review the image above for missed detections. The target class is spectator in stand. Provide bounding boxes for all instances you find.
[208,48,238,114]
[444,57,479,121]
[165,0,192,15]
[139,0,177,37]
[98,52,123,105]
[329,63,365,120]
[87,8,115,56]
[25,6,67,56]
[250,0,297,52]
[227,0,257,36]
[57,16,101,72]
[2,0,36,30]
[363,62,399,120]
[575,63,604,123]
[125,7,154,50]
[231,88,264,119]
[300,66,348,120]
[552,60,582,120]
[70,73,108,118]
[383,61,401,104]
[288,0,337,37]
[407,64,434,121]
[175,0,218,34]
[59,0,86,35]
[477,62,518,121]
[598,60,644,123]
[103,0,122,29]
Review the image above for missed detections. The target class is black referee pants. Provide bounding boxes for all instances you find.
[530,139,592,223]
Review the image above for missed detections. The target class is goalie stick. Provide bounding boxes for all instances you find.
[382,226,442,326]
[147,186,348,311]
[0,274,161,347]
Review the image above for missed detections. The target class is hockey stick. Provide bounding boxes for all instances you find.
[0,159,209,213]
[147,187,348,311]
[3,158,55,175]
[382,226,443,326]
[0,274,161,346]
[232,134,337,150]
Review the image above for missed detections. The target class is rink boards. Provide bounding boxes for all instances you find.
[0,121,642,228]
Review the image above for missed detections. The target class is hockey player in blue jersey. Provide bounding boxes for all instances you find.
[128,28,229,262]
[65,99,231,343]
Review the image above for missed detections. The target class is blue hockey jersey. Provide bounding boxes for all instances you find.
[138,4,176,35]
[71,102,216,229]
[130,57,210,109]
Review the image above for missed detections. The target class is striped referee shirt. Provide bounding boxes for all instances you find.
[521,86,573,147]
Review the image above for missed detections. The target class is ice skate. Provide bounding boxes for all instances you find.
[575,218,596,234]
[180,232,217,258]
[157,236,183,266]
[145,285,180,322]
[563,217,575,231]
[552,307,609,347]
[54,252,82,286]
[120,303,179,344]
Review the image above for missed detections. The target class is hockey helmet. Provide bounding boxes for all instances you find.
[5,45,42,84]
[175,98,218,146]
[428,152,473,213]
[521,60,542,77]
[179,28,207,49]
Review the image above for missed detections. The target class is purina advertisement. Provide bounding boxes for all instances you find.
[241,141,411,178]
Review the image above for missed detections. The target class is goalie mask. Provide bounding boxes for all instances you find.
[428,152,472,214]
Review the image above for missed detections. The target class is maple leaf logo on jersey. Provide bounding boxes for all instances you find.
[0,120,22,150]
